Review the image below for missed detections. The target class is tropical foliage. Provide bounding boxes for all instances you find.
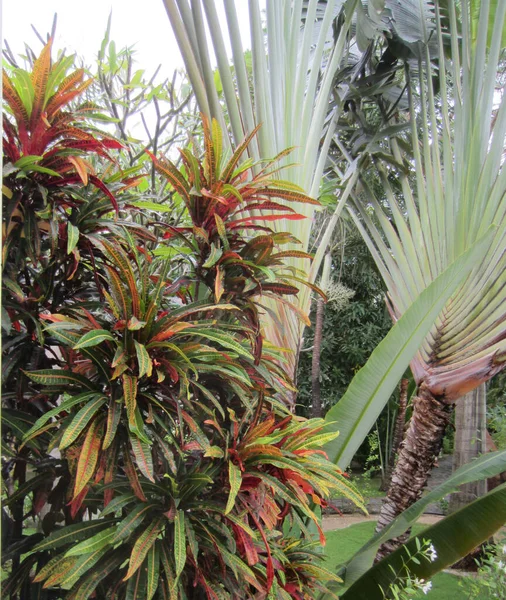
[2,41,363,599]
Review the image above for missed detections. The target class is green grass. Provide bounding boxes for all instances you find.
[323,521,464,599]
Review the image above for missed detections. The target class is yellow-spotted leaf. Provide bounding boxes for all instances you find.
[134,340,152,378]
[225,462,242,515]
[24,369,97,390]
[123,374,138,429]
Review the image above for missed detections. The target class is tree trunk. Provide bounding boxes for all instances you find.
[381,378,409,491]
[375,383,454,558]
[310,296,325,418]
[449,384,487,512]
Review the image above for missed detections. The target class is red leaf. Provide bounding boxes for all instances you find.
[69,486,89,519]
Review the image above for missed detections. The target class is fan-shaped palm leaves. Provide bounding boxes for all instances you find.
[348,0,506,542]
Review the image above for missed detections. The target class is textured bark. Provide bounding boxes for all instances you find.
[381,378,409,491]
[310,296,325,418]
[375,383,453,558]
[449,385,487,512]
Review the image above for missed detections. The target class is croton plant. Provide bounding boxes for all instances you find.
[2,41,363,599]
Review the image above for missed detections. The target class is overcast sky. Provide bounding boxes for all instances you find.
[2,1,253,77]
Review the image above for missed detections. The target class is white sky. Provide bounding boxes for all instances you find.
[2,1,253,77]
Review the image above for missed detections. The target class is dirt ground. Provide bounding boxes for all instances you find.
[322,513,443,532]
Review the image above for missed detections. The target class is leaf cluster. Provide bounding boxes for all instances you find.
[2,42,363,600]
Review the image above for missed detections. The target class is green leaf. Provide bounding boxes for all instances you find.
[73,329,114,349]
[174,510,186,578]
[60,396,106,450]
[183,329,253,360]
[100,492,136,517]
[58,546,109,589]
[324,231,495,469]
[202,243,223,268]
[24,369,97,390]
[113,502,156,543]
[63,552,125,600]
[134,340,152,378]
[342,448,506,586]
[124,517,165,581]
[22,392,102,444]
[225,461,242,515]
[340,485,506,599]
[32,520,118,553]
[14,155,43,168]
[64,526,117,557]
[130,200,174,213]
[146,542,160,600]
[67,223,80,255]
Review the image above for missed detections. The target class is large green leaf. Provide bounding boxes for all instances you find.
[324,230,494,469]
[341,448,506,585]
[338,484,506,599]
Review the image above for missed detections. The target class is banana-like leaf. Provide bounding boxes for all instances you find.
[342,448,506,586]
[338,484,506,599]
[324,229,494,468]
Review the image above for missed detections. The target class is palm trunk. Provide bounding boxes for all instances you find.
[381,378,409,491]
[310,296,325,418]
[449,385,487,511]
[375,383,454,558]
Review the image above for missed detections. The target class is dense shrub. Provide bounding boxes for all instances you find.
[2,42,362,599]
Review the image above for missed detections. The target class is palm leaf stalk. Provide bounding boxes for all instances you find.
[348,0,506,551]
[161,0,359,377]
